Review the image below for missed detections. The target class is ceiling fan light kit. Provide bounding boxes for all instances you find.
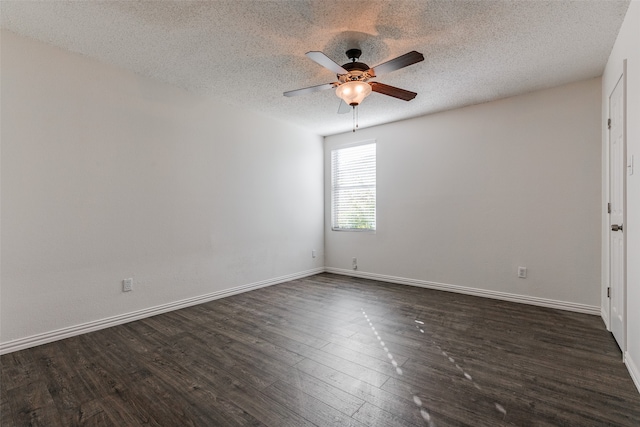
[284,48,424,131]
[335,80,372,106]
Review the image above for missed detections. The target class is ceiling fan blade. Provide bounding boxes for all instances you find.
[369,82,418,101]
[284,82,338,97]
[337,100,351,114]
[306,51,349,75]
[369,51,424,76]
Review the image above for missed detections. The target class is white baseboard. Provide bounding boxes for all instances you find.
[0,266,603,355]
[0,267,324,355]
[325,268,601,315]
[601,306,611,330]
[626,351,640,394]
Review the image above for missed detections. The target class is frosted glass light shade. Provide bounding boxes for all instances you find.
[335,81,372,106]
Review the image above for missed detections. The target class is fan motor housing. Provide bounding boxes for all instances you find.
[342,62,369,72]
[338,49,373,81]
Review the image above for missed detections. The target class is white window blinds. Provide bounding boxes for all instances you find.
[331,142,376,231]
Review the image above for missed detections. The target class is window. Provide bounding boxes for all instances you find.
[331,141,376,231]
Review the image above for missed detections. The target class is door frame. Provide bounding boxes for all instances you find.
[606,60,627,356]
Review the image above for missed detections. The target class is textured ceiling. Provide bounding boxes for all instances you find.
[1,1,631,136]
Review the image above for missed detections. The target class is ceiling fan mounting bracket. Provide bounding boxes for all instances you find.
[345,48,362,62]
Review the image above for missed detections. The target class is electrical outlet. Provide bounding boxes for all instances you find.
[123,278,133,292]
[312,250,316,258]
[352,257,357,270]
[517,267,527,279]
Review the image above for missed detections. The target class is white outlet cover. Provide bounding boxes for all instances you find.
[123,278,133,292]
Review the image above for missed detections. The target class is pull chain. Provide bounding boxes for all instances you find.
[352,105,359,132]
[352,106,356,132]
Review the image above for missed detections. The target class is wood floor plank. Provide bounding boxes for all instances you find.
[277,368,366,416]
[172,308,307,367]
[264,380,368,427]
[186,359,317,427]
[382,373,524,426]
[169,333,281,390]
[319,341,409,373]
[294,358,429,426]
[353,402,422,427]
[239,288,365,325]
[74,397,118,426]
[133,348,263,426]
[0,350,38,391]
[1,379,17,426]
[4,380,63,426]
[212,298,332,349]
[34,342,99,425]
[319,332,413,365]
[2,273,640,426]
[295,348,392,388]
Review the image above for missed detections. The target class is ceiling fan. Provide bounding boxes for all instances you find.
[284,48,425,113]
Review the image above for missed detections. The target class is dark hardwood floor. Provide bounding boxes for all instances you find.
[2,273,640,426]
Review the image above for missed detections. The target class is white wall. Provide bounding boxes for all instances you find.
[325,78,602,312]
[602,0,640,392]
[0,31,324,351]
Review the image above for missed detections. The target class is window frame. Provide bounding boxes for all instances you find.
[330,140,377,232]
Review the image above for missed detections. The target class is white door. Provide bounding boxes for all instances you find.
[609,75,625,351]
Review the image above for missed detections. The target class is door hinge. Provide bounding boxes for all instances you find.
[608,118,611,129]
[608,202,611,214]
[607,287,611,298]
